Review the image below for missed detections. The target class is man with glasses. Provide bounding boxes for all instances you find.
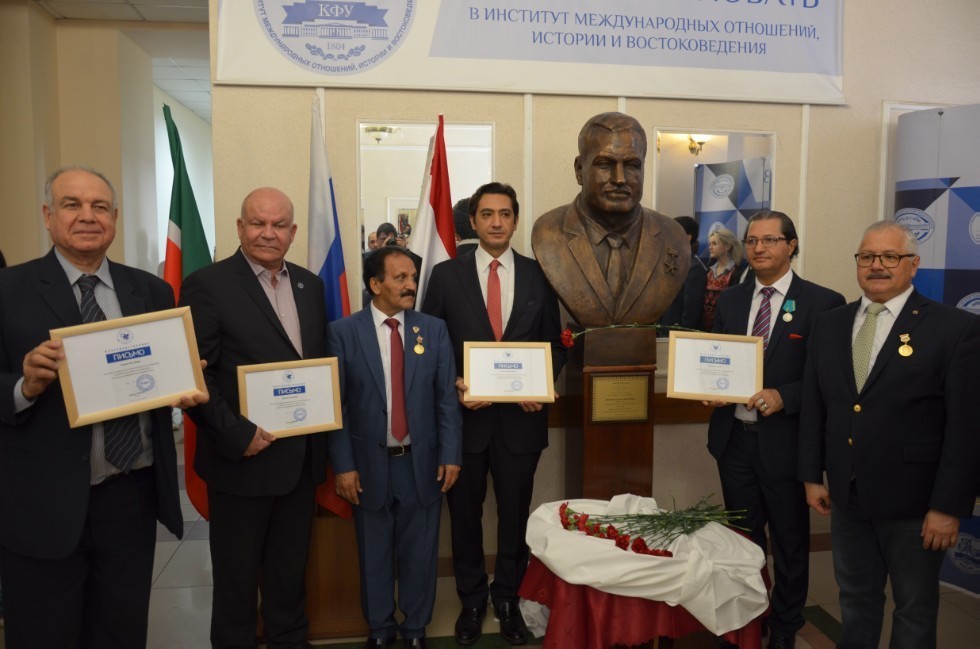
[705,211,844,649]
[799,221,978,648]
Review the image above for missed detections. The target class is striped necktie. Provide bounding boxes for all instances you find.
[751,286,776,350]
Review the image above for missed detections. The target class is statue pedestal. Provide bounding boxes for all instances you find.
[564,327,658,500]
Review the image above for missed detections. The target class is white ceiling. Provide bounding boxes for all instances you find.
[37,1,211,121]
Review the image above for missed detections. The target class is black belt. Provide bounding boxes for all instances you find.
[93,466,152,487]
[387,444,411,457]
[735,420,759,432]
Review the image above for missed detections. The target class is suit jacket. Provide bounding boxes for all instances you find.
[707,274,845,480]
[660,255,708,331]
[0,250,182,559]
[180,249,329,497]
[531,201,690,327]
[421,250,566,455]
[799,291,979,520]
[326,309,461,511]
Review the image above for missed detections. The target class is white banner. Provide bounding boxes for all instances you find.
[216,0,843,104]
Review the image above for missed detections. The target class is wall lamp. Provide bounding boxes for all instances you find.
[365,126,396,144]
[688,134,711,156]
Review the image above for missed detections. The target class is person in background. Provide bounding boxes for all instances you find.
[702,226,744,331]
[659,216,708,332]
[453,198,480,256]
[367,231,379,252]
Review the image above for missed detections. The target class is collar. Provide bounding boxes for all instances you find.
[575,196,642,246]
[755,269,794,298]
[370,302,405,330]
[859,284,914,318]
[55,248,113,289]
[241,248,288,279]
[474,244,514,271]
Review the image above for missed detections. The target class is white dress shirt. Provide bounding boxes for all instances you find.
[851,284,914,376]
[474,245,516,332]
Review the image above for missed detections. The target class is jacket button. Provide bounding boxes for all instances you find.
[853,404,861,413]
[848,438,853,446]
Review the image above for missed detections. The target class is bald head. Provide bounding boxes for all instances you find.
[237,187,297,271]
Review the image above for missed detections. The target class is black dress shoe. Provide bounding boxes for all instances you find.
[363,637,394,648]
[496,601,528,646]
[766,635,795,649]
[454,607,486,645]
[404,638,427,649]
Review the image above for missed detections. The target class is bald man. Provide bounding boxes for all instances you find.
[181,188,331,649]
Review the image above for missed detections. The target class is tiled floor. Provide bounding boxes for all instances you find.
[146,442,980,648]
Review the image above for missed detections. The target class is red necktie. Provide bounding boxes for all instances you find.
[384,318,408,442]
[751,286,776,350]
[487,259,503,341]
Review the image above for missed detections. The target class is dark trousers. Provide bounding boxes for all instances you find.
[0,467,158,649]
[716,422,809,638]
[353,451,441,640]
[208,455,315,649]
[447,434,541,609]
[831,481,945,649]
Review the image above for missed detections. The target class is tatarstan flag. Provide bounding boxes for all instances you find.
[162,104,212,519]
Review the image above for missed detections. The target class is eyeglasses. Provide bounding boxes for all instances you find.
[854,253,916,268]
[743,236,787,248]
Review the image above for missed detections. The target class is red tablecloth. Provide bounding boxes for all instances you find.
[519,556,764,649]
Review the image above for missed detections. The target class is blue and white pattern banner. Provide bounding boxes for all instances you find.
[217,0,843,104]
[894,105,980,314]
[694,157,772,257]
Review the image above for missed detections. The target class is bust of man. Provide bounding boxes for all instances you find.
[532,112,690,327]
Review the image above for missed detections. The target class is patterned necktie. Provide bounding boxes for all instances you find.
[384,318,408,442]
[853,302,887,392]
[606,234,625,299]
[751,286,776,350]
[77,275,143,472]
[487,259,503,341]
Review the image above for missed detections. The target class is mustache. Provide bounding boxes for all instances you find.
[865,272,891,280]
[400,289,416,298]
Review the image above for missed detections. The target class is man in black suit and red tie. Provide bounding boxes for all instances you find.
[705,211,845,649]
[422,182,566,646]
[181,187,330,649]
[0,166,205,648]
[799,221,979,649]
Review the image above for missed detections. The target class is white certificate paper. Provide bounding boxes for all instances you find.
[51,308,206,427]
[666,331,763,401]
[238,358,342,437]
[463,342,554,403]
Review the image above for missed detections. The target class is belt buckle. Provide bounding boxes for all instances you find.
[389,445,407,457]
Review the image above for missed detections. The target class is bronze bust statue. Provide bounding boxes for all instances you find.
[532,112,690,327]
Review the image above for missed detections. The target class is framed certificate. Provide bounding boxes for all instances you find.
[50,307,207,428]
[237,358,342,437]
[463,341,555,403]
[666,331,763,402]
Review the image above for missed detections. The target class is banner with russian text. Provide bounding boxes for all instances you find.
[217,0,843,104]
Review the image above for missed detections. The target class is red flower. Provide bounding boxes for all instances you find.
[560,328,575,348]
[615,534,630,550]
[576,516,588,531]
[605,524,619,539]
[631,537,649,554]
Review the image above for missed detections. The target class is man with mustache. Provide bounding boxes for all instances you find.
[799,221,978,648]
[422,182,566,645]
[180,187,331,648]
[531,112,689,327]
[706,211,845,649]
[329,246,461,648]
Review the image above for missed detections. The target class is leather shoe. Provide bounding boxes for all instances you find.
[766,635,795,649]
[363,637,394,648]
[403,638,427,649]
[496,601,528,645]
[454,607,486,645]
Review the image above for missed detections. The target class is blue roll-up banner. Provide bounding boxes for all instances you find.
[693,157,771,258]
[218,0,844,104]
[894,105,980,314]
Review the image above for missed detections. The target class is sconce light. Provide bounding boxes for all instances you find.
[688,134,711,156]
[365,125,396,144]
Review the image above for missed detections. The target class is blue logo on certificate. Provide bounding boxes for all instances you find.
[136,374,156,392]
[106,345,152,364]
[117,329,135,343]
[274,385,306,397]
[255,0,415,75]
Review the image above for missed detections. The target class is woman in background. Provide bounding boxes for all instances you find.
[701,227,743,331]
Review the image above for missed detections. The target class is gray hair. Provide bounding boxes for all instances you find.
[710,226,744,266]
[44,165,118,211]
[862,220,918,255]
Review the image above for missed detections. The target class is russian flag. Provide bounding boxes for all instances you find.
[307,92,352,519]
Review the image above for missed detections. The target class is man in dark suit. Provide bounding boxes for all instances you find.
[706,211,845,649]
[659,215,709,332]
[181,187,329,649]
[0,166,203,647]
[328,246,461,649]
[799,221,978,649]
[422,182,566,646]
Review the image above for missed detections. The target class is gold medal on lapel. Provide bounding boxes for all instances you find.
[898,334,913,357]
[414,334,424,355]
[414,344,425,355]
[782,312,793,322]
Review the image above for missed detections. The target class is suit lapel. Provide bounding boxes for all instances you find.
[108,262,147,317]
[287,263,318,358]
[503,253,529,340]
[764,274,800,365]
[862,291,928,393]
[617,214,664,319]
[563,208,615,318]
[403,311,420,395]
[233,251,299,356]
[37,250,83,327]
[458,255,496,340]
[354,310,387,402]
